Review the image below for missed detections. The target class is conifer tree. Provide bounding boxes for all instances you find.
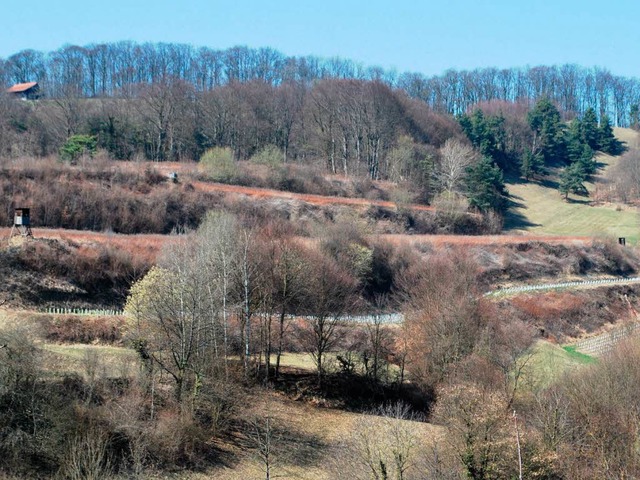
[465,157,508,213]
[576,144,596,177]
[527,98,566,164]
[559,162,588,200]
[520,149,545,180]
[581,107,600,150]
[598,114,624,155]
[459,109,507,168]
[566,119,586,163]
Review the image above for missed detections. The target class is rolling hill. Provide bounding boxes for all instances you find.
[505,128,640,243]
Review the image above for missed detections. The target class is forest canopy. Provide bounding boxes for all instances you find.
[1,42,639,126]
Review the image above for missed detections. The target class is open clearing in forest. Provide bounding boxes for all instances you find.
[206,390,441,480]
[505,128,640,243]
[43,343,138,378]
[190,179,438,212]
[378,233,592,247]
[114,159,438,212]
[524,340,596,387]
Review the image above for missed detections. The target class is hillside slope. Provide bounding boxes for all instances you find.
[505,128,640,242]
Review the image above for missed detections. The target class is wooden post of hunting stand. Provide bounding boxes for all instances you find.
[9,207,33,243]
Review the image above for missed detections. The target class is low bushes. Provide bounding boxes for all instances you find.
[12,238,152,306]
[38,314,124,344]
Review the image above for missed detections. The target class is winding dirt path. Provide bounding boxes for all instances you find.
[190,179,438,211]
[117,161,438,212]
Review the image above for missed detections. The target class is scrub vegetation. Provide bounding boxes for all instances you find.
[2,44,640,478]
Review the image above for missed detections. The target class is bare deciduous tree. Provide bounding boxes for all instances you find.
[435,138,477,194]
[297,253,357,382]
[195,211,240,380]
[347,402,423,480]
[125,242,212,405]
[400,251,484,388]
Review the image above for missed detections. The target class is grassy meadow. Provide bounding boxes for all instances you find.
[523,340,596,387]
[505,128,640,243]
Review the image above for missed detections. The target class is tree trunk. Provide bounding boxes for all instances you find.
[265,314,272,384]
[275,307,286,379]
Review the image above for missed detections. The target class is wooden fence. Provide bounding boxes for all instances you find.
[575,322,640,356]
[42,307,125,317]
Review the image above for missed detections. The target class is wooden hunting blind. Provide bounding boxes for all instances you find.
[10,207,33,240]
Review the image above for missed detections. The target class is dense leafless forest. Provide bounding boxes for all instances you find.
[2,43,639,125]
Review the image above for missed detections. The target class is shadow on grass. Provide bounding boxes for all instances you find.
[506,173,560,193]
[538,177,560,190]
[507,193,527,209]
[503,193,542,230]
[503,210,541,230]
[594,159,610,170]
[563,196,590,205]
[231,417,329,469]
[504,173,529,185]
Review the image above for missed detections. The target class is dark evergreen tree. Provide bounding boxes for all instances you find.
[527,98,566,164]
[520,149,545,180]
[458,110,484,147]
[559,162,588,200]
[464,157,508,213]
[459,109,508,169]
[598,114,624,155]
[576,144,596,177]
[581,107,600,150]
[566,119,586,163]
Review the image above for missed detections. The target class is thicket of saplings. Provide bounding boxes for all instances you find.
[2,211,639,478]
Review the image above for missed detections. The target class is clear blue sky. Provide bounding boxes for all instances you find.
[2,0,639,77]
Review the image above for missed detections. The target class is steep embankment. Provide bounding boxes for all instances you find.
[505,128,640,242]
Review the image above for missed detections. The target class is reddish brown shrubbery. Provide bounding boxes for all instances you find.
[503,286,638,339]
[38,314,124,344]
[477,240,640,284]
[511,292,586,320]
[14,237,152,305]
[0,157,499,236]
[0,159,218,234]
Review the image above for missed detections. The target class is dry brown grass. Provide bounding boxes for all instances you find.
[208,390,442,480]
[501,286,636,341]
[2,228,596,261]
[0,227,171,263]
[189,179,436,212]
[511,292,588,320]
[378,233,593,247]
[42,343,138,379]
[114,158,441,215]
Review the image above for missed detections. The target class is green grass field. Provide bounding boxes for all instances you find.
[523,340,596,387]
[561,345,598,364]
[505,128,640,243]
[43,344,138,378]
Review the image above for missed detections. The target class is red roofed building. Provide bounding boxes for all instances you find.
[6,82,40,100]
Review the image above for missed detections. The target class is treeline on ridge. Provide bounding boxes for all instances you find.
[3,42,640,126]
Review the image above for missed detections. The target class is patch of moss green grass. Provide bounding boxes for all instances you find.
[523,340,596,387]
[561,345,597,365]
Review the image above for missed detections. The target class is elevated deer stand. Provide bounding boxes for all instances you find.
[9,207,33,244]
